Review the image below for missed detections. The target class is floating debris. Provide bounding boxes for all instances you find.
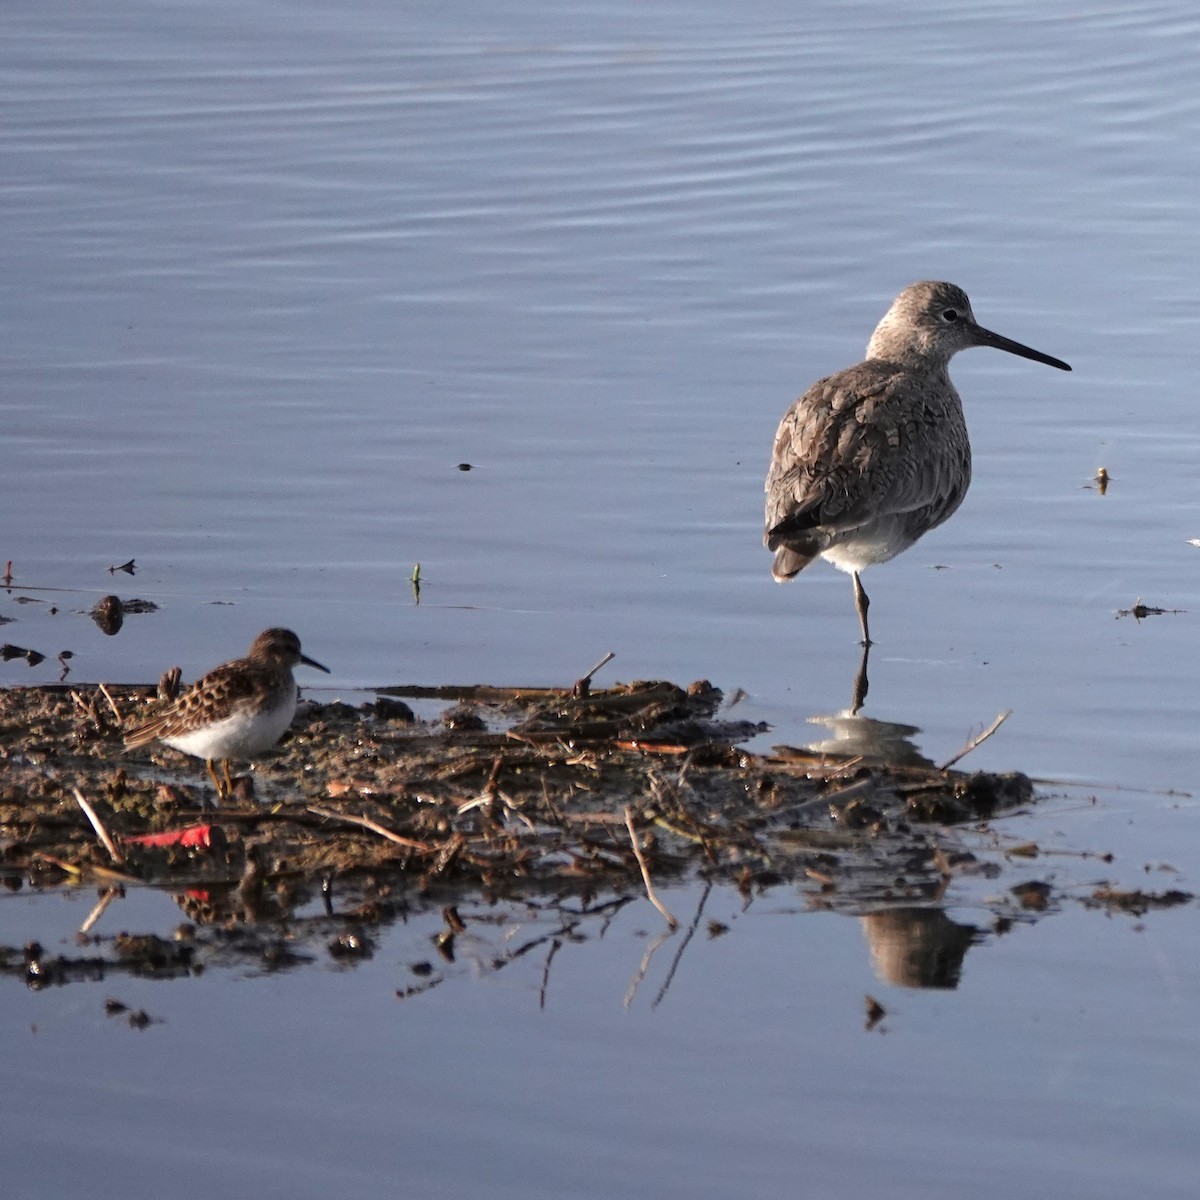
[91,595,124,636]
[107,560,137,576]
[1087,887,1193,916]
[0,643,44,667]
[1011,880,1053,911]
[1117,599,1185,621]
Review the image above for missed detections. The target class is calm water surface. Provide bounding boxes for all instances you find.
[4,1,1200,1195]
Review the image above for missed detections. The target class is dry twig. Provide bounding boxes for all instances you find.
[72,788,124,864]
[96,682,123,724]
[307,805,436,853]
[938,710,1013,771]
[624,805,677,929]
[572,650,615,697]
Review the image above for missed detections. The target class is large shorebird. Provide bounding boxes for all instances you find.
[124,628,330,801]
[765,281,1070,644]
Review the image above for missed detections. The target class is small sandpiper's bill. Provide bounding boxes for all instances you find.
[124,627,330,801]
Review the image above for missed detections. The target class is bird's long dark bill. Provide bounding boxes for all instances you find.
[301,653,331,673]
[971,323,1071,371]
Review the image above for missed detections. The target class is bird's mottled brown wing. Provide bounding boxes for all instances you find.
[123,659,277,747]
[765,361,969,543]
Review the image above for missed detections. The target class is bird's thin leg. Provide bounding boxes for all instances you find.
[852,572,872,646]
[850,642,870,715]
[205,758,225,801]
[221,760,235,798]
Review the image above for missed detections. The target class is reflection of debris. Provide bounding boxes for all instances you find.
[1117,598,1185,621]
[1011,880,1053,911]
[1087,887,1192,916]
[104,998,158,1029]
[864,995,886,1031]
[0,643,44,667]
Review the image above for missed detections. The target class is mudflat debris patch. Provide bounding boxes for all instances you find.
[0,678,1103,989]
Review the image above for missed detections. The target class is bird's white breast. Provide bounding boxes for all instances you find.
[162,692,297,760]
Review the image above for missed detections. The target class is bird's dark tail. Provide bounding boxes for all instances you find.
[770,544,816,582]
[766,514,819,581]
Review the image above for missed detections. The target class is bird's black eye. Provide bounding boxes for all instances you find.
[941,307,960,323]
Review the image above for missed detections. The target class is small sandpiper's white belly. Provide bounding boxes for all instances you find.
[163,694,297,761]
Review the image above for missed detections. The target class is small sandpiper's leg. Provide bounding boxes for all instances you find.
[852,572,872,647]
[205,758,225,800]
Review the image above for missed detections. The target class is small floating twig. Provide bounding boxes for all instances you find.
[1117,598,1185,620]
[72,788,125,865]
[624,805,677,930]
[938,710,1013,771]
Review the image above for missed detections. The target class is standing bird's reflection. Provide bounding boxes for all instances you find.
[861,908,980,990]
[803,708,933,769]
[765,281,1070,644]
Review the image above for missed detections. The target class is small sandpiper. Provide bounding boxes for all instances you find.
[765,281,1071,645]
[124,627,330,801]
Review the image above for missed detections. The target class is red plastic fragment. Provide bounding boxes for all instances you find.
[123,824,214,849]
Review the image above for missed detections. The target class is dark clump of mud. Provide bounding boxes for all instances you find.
[0,679,1038,985]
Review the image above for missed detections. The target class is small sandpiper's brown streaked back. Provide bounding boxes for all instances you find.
[765,281,1071,644]
[124,627,330,801]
